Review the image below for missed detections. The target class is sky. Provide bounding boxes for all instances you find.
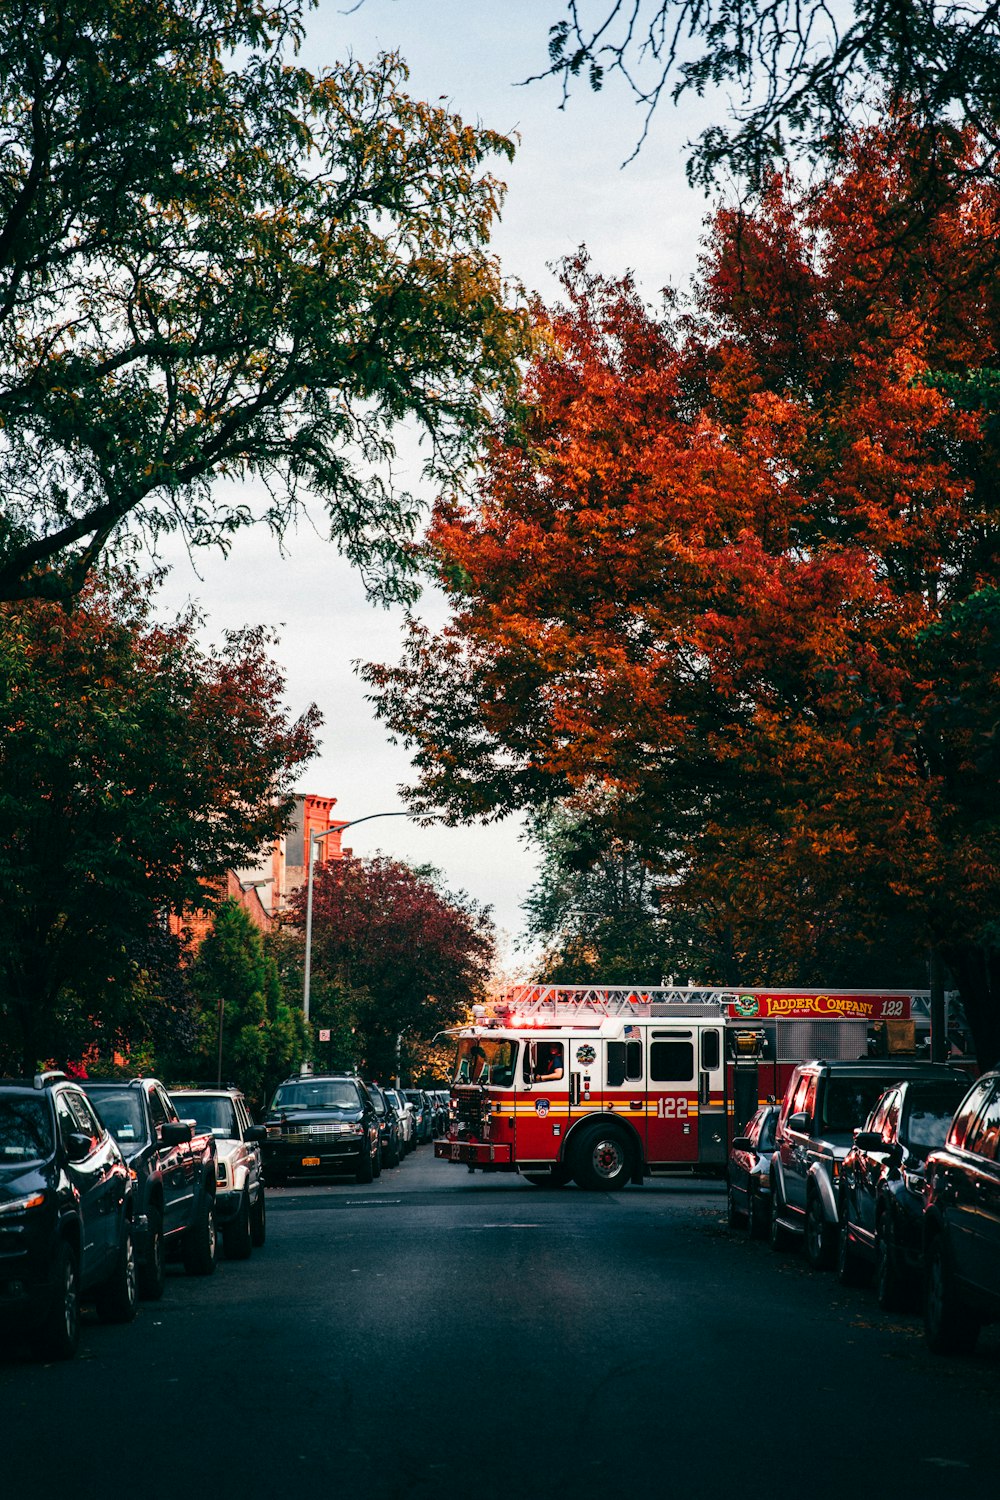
[156,0,719,963]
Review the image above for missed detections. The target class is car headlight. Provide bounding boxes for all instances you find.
[0,1192,46,1216]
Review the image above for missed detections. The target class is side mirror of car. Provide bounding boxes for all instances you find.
[64,1131,92,1162]
[731,1136,752,1150]
[854,1131,885,1151]
[159,1121,192,1147]
[787,1111,810,1132]
[245,1125,267,1144]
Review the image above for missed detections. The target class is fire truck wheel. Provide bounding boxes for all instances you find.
[572,1126,633,1191]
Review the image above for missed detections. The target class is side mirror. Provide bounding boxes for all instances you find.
[159,1121,192,1147]
[245,1125,267,1144]
[787,1111,810,1133]
[64,1131,92,1162]
[731,1136,752,1151]
[854,1131,886,1152]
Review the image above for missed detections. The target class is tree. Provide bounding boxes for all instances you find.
[0,0,529,604]
[538,2,1000,182]
[291,855,494,1079]
[177,898,309,1110]
[365,123,1000,1064]
[0,573,319,1072]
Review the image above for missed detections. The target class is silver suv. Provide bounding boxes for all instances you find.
[171,1087,266,1259]
[769,1058,964,1269]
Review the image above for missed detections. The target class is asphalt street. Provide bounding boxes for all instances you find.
[2,1148,997,1500]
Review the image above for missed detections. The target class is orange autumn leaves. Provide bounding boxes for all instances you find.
[366,121,1000,974]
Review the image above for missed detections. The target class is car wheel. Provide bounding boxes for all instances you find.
[748,1189,768,1241]
[373,1142,382,1179]
[96,1222,138,1324]
[924,1234,980,1355]
[36,1239,80,1361]
[804,1193,836,1270]
[355,1139,375,1184]
[223,1189,253,1261]
[769,1179,793,1251]
[572,1126,632,1191]
[138,1207,166,1301]
[875,1212,909,1312]
[726,1180,744,1229]
[250,1189,266,1248]
[183,1194,217,1276]
[836,1215,869,1288]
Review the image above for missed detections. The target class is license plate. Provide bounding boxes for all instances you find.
[301,1156,321,1167]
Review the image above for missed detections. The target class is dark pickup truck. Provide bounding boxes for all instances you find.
[81,1078,218,1297]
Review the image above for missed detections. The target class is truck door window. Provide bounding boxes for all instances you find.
[701,1030,721,1071]
[649,1041,694,1082]
[607,1041,643,1086]
[528,1041,564,1083]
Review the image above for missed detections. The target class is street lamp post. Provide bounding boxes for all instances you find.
[301,811,411,1070]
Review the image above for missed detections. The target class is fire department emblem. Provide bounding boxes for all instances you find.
[535,1098,550,1117]
[733,995,760,1017]
[575,1044,596,1065]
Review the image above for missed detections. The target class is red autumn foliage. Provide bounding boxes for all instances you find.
[366,121,1000,1064]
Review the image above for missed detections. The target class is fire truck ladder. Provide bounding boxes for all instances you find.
[497,984,935,1021]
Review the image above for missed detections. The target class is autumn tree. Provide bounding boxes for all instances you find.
[538,2,1000,183]
[290,855,494,1079]
[366,123,1000,1066]
[176,899,310,1111]
[0,574,319,1072]
[0,0,529,605]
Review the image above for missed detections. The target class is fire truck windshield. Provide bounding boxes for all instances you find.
[453,1037,518,1087]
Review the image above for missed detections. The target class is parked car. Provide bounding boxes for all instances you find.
[430,1090,451,1136]
[171,1087,267,1259]
[769,1058,964,1269]
[727,1104,779,1239]
[923,1068,1000,1354]
[836,1075,970,1307]
[385,1088,416,1154]
[81,1077,218,1295]
[0,1071,137,1359]
[404,1089,433,1144]
[263,1073,381,1184]
[367,1082,403,1168]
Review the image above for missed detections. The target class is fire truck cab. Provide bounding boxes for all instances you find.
[434,985,936,1189]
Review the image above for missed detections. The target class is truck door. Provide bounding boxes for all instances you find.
[645,1029,699,1167]
[605,1033,646,1159]
[698,1024,727,1167]
[516,1036,571,1167]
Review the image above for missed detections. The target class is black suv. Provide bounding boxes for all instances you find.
[0,1072,137,1359]
[923,1068,1000,1354]
[263,1073,381,1185]
[770,1058,964,1269]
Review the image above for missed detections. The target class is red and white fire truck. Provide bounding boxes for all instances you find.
[433,984,935,1188]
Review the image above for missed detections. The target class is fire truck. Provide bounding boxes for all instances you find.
[433,984,936,1189]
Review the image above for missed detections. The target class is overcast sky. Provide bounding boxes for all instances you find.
[156,1,718,963]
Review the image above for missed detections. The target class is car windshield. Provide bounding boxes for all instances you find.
[903,1086,968,1151]
[270,1081,360,1111]
[369,1087,387,1115]
[174,1096,239,1138]
[452,1037,518,1087]
[0,1097,53,1162]
[86,1089,146,1146]
[821,1078,901,1135]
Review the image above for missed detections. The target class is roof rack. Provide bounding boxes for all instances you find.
[33,1070,68,1088]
